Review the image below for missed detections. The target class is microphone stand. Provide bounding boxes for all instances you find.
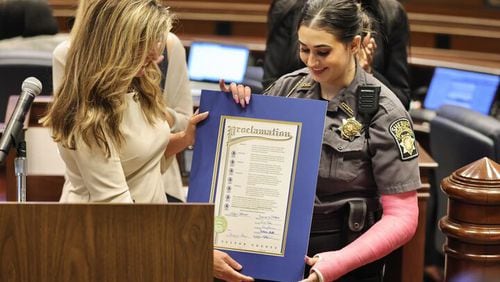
[14,133,27,202]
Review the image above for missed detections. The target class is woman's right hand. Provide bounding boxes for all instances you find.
[219,79,252,108]
[164,110,208,158]
[184,109,209,146]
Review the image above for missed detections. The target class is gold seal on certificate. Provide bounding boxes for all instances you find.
[214,216,228,233]
[211,116,301,256]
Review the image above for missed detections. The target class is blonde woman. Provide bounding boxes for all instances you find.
[43,0,207,203]
[52,0,193,203]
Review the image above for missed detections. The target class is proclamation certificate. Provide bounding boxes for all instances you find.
[188,90,326,281]
[212,116,301,256]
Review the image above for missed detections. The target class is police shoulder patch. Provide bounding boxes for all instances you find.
[389,118,419,160]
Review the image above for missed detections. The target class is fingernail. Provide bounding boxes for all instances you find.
[245,96,250,104]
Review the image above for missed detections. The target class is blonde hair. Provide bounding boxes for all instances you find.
[43,0,172,157]
[70,0,91,39]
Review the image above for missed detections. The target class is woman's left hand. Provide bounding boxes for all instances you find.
[300,256,320,282]
[219,79,252,108]
[300,272,319,282]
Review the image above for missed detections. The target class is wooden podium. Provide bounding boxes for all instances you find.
[0,203,213,281]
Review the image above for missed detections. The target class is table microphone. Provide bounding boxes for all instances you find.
[0,77,42,164]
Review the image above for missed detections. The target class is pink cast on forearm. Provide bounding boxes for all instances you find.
[311,190,419,282]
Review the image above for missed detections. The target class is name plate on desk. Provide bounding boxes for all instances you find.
[188,90,326,281]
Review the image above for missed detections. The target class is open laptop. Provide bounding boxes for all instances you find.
[411,67,499,122]
[188,41,250,98]
[423,67,499,115]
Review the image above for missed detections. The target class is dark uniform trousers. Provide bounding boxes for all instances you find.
[305,196,385,282]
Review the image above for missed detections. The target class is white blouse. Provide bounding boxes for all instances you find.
[58,92,171,203]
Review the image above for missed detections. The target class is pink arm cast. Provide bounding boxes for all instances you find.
[311,190,419,282]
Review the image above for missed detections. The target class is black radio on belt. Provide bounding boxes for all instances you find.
[357,85,381,137]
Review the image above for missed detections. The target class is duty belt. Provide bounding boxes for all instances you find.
[312,196,382,242]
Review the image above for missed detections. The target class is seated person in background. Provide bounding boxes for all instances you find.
[223,0,419,280]
[52,0,193,203]
[0,0,58,40]
[263,0,412,109]
[0,0,65,52]
[42,0,207,203]
[262,0,306,89]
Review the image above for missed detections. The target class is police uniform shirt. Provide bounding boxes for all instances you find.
[264,65,421,200]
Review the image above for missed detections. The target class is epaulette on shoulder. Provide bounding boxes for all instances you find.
[285,72,310,97]
[263,69,309,94]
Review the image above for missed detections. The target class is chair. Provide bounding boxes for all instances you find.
[0,49,53,123]
[429,105,500,253]
[243,65,264,94]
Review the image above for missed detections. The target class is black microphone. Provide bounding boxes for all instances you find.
[0,77,42,164]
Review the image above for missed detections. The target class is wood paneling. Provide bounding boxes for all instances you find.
[403,0,500,18]
[0,203,213,281]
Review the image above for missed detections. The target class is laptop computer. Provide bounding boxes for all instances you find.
[423,67,499,115]
[188,41,250,98]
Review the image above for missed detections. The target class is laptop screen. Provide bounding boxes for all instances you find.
[424,67,499,115]
[188,41,249,83]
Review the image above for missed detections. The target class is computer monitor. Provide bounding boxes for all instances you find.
[423,67,499,115]
[187,41,249,83]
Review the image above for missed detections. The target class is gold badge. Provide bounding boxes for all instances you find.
[339,117,362,141]
[389,118,419,160]
[299,81,312,88]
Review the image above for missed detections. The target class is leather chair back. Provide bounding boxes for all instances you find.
[430,104,500,251]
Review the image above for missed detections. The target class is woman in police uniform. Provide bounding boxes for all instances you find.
[223,0,420,281]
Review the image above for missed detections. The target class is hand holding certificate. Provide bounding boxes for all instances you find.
[188,90,326,281]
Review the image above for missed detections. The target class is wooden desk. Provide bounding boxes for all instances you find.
[385,143,438,282]
[409,47,500,75]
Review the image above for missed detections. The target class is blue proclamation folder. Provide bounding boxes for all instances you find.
[188,90,327,281]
